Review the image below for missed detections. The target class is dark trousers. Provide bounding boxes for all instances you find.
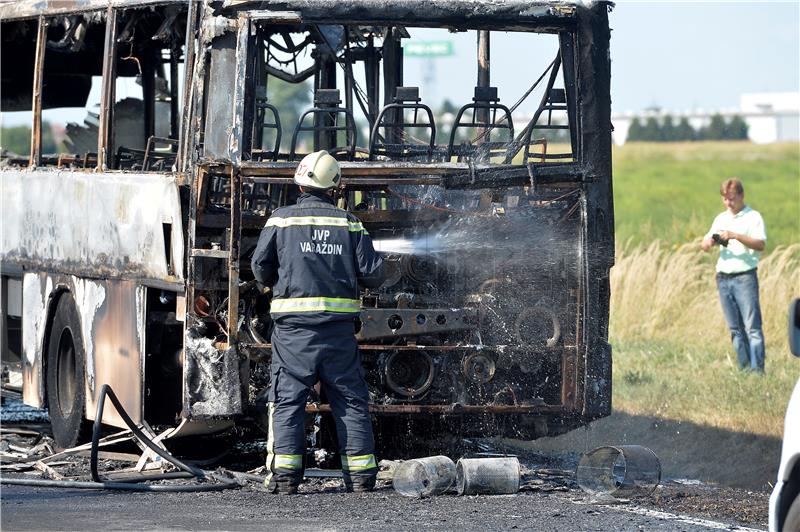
[266,320,377,489]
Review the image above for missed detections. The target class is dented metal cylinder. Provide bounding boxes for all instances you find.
[393,455,456,497]
[456,456,520,495]
[576,445,661,498]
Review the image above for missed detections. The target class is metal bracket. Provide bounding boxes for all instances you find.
[357,308,477,341]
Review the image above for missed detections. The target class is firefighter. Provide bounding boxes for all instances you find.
[251,150,385,494]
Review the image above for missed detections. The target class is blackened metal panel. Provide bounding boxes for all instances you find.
[576,2,613,419]
[476,30,490,128]
[558,31,578,155]
[203,32,239,161]
[382,28,403,145]
[169,47,180,141]
[222,0,579,30]
[577,4,613,184]
[364,36,379,128]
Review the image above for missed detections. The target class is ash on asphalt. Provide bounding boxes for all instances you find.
[0,396,49,424]
[0,398,769,530]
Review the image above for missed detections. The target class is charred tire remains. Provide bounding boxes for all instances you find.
[46,292,89,449]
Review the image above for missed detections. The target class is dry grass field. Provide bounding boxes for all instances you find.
[611,243,800,437]
[610,142,800,438]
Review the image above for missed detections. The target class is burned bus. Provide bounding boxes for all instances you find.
[1,0,614,454]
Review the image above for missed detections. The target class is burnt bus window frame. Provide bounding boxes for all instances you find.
[211,10,602,423]
[27,16,45,167]
[0,17,40,166]
[26,6,188,173]
[102,6,187,172]
[226,13,581,169]
[29,11,109,170]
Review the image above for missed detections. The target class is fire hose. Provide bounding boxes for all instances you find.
[1,384,241,492]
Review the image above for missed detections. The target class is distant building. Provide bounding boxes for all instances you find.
[611,92,800,145]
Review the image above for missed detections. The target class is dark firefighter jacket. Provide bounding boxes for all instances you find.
[251,190,385,326]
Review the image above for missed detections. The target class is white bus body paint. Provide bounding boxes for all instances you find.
[71,277,106,392]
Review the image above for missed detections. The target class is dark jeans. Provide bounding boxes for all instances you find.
[716,269,765,372]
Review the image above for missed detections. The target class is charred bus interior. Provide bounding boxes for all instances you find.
[186,2,613,453]
[1,1,612,456]
[0,6,187,170]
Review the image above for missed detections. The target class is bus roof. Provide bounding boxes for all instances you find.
[0,0,186,21]
[1,0,602,30]
[222,0,587,31]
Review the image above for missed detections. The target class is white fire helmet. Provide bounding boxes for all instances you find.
[293,150,341,190]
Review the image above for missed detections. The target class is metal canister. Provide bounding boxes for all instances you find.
[576,445,661,498]
[393,455,456,497]
[456,456,521,495]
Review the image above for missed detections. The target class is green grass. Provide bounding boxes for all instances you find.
[613,141,800,248]
[612,339,798,437]
[610,141,800,438]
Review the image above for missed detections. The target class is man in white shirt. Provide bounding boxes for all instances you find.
[701,177,767,373]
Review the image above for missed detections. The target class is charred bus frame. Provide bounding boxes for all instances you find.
[1,0,614,452]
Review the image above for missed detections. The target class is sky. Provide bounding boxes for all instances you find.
[2,1,798,127]
[606,1,800,113]
[399,1,800,115]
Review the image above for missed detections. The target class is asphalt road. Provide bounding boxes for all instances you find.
[0,398,769,531]
[1,478,766,531]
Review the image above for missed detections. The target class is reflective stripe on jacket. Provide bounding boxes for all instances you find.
[251,190,384,326]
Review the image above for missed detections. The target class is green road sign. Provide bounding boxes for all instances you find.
[404,41,454,57]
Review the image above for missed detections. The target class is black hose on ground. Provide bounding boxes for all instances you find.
[0,384,240,492]
[0,477,234,492]
[90,384,205,482]
[103,471,195,483]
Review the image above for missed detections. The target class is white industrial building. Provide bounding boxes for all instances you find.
[611,92,800,145]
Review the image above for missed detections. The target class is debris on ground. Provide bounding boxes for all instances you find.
[576,445,661,498]
[644,480,769,527]
[0,399,769,528]
[1,426,139,480]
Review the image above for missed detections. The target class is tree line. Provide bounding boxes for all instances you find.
[0,122,64,156]
[626,113,749,142]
